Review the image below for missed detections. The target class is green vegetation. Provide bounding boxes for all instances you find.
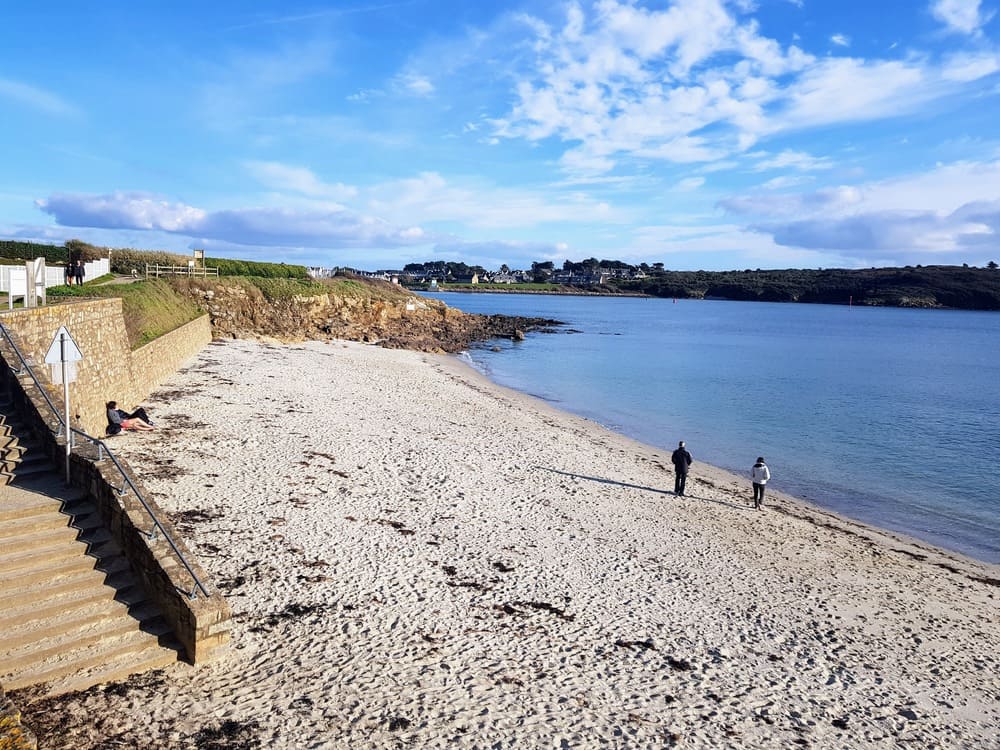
[323,276,409,300]
[610,265,1000,309]
[205,258,310,278]
[47,279,203,348]
[176,275,330,300]
[0,240,69,263]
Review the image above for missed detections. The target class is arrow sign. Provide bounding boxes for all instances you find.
[44,326,84,364]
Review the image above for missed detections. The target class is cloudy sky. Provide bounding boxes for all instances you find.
[2,0,999,270]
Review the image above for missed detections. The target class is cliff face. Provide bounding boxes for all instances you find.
[169,277,558,352]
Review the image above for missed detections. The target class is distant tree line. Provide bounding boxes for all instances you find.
[611,265,1000,310]
[401,258,1000,310]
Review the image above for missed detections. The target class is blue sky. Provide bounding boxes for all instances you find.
[1,0,998,271]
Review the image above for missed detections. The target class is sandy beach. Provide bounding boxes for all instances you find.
[19,338,999,748]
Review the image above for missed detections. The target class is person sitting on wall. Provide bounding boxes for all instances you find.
[106,401,155,433]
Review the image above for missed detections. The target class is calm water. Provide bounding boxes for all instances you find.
[425,292,1000,563]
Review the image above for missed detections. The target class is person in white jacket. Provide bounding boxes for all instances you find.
[751,457,770,510]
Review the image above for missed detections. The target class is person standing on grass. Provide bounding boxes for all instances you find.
[751,457,771,509]
[671,440,693,496]
[74,259,85,285]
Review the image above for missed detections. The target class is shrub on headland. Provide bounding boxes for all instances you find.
[108,248,190,275]
[205,258,310,278]
[0,240,69,263]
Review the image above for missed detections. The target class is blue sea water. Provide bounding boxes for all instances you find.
[425,292,1000,564]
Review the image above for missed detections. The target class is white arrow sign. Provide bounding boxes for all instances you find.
[44,326,84,364]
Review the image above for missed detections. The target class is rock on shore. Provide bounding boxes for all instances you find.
[171,276,560,352]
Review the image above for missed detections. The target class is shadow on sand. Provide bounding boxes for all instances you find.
[534,466,751,511]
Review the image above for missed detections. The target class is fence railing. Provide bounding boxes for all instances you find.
[145,264,219,279]
[0,320,210,599]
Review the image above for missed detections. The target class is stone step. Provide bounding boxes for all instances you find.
[1,475,87,505]
[0,537,88,574]
[0,534,116,578]
[0,554,130,607]
[6,464,53,485]
[0,492,65,525]
[0,602,169,678]
[1,624,181,694]
[0,574,133,638]
[0,523,88,557]
[42,638,183,698]
[0,434,25,453]
[0,503,98,539]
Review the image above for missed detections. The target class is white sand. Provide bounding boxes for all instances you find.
[28,338,1000,748]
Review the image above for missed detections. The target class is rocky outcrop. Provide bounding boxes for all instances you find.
[170,277,560,352]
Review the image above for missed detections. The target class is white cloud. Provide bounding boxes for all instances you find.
[941,52,1000,81]
[719,185,862,217]
[760,175,811,190]
[36,192,206,231]
[395,73,435,97]
[366,171,621,229]
[493,1,996,177]
[727,158,1000,257]
[35,191,434,249]
[244,161,358,201]
[930,0,993,35]
[676,176,706,191]
[750,149,834,171]
[0,77,78,117]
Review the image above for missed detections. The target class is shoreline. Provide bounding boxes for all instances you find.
[19,338,999,748]
[440,352,999,579]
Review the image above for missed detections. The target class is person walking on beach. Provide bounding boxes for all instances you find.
[751,457,770,509]
[671,441,692,496]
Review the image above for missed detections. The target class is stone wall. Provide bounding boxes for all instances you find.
[70,451,231,663]
[0,307,230,666]
[0,301,210,435]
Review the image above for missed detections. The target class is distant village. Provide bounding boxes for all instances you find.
[307,259,662,287]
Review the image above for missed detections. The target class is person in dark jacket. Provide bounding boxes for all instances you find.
[73,259,85,285]
[106,401,155,433]
[671,440,693,495]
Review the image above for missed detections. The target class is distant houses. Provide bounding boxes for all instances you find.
[309,262,650,289]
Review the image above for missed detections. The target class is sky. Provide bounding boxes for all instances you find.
[1,0,999,271]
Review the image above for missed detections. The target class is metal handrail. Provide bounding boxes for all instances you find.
[0,320,210,599]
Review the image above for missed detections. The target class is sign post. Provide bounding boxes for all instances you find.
[44,326,84,483]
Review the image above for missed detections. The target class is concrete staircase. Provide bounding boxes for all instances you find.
[1,405,47,488]
[0,398,182,697]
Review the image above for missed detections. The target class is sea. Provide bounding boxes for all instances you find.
[424,292,1000,564]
